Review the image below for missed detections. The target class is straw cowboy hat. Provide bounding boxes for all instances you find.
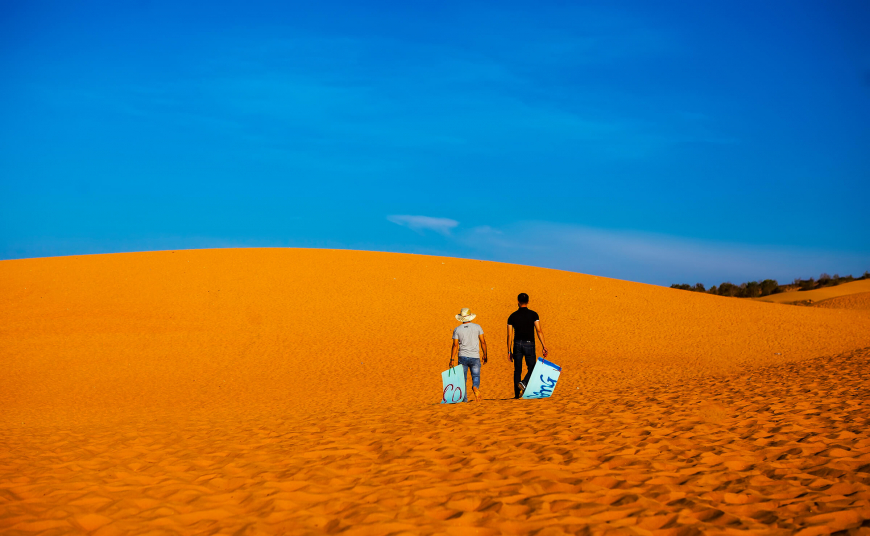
[455,308,477,322]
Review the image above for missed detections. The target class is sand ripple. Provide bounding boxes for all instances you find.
[2,348,869,535]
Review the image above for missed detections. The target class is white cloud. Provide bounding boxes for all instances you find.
[471,225,502,235]
[387,215,459,236]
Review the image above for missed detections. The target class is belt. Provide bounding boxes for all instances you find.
[515,340,534,343]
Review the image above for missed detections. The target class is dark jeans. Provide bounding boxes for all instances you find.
[513,340,536,397]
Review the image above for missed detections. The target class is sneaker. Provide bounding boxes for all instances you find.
[517,382,526,397]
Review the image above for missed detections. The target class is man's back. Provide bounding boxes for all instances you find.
[453,322,484,358]
[508,308,539,341]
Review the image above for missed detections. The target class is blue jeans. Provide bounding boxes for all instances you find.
[458,355,481,402]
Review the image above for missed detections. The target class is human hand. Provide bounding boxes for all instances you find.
[542,347,549,358]
[509,352,514,362]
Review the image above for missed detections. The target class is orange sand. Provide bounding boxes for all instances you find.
[2,249,870,535]
[755,279,870,305]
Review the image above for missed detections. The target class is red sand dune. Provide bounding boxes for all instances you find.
[2,249,869,535]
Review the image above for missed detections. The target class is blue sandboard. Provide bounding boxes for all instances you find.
[441,364,466,404]
[521,357,562,399]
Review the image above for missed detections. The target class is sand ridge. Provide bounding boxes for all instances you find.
[2,248,870,534]
[812,292,870,312]
[754,279,870,305]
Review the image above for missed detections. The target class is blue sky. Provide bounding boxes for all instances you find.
[1,0,868,285]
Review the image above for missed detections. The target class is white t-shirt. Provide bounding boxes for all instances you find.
[452,322,484,359]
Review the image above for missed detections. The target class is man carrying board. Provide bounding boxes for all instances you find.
[450,308,488,402]
[507,293,549,398]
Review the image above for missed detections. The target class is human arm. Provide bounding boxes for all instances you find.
[479,334,488,364]
[534,320,548,357]
[450,338,459,366]
[507,324,514,361]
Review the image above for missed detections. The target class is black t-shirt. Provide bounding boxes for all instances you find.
[508,307,540,341]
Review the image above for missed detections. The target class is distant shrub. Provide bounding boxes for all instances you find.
[670,269,868,298]
[744,281,760,298]
[760,279,778,296]
[718,282,739,297]
[671,271,870,298]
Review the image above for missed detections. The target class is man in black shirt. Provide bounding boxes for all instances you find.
[507,293,549,398]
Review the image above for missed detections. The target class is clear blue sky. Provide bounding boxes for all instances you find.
[2,0,868,285]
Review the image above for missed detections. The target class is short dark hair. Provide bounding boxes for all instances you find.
[517,293,529,304]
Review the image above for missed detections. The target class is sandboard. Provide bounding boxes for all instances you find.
[441,364,466,404]
[521,357,562,399]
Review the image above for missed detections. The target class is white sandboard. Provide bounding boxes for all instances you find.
[441,364,466,404]
[521,357,562,399]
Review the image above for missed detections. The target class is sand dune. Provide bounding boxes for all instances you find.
[755,279,870,305]
[2,249,870,535]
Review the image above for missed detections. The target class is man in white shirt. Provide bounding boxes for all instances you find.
[450,308,488,402]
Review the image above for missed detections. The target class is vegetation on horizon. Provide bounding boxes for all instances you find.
[670,271,870,298]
